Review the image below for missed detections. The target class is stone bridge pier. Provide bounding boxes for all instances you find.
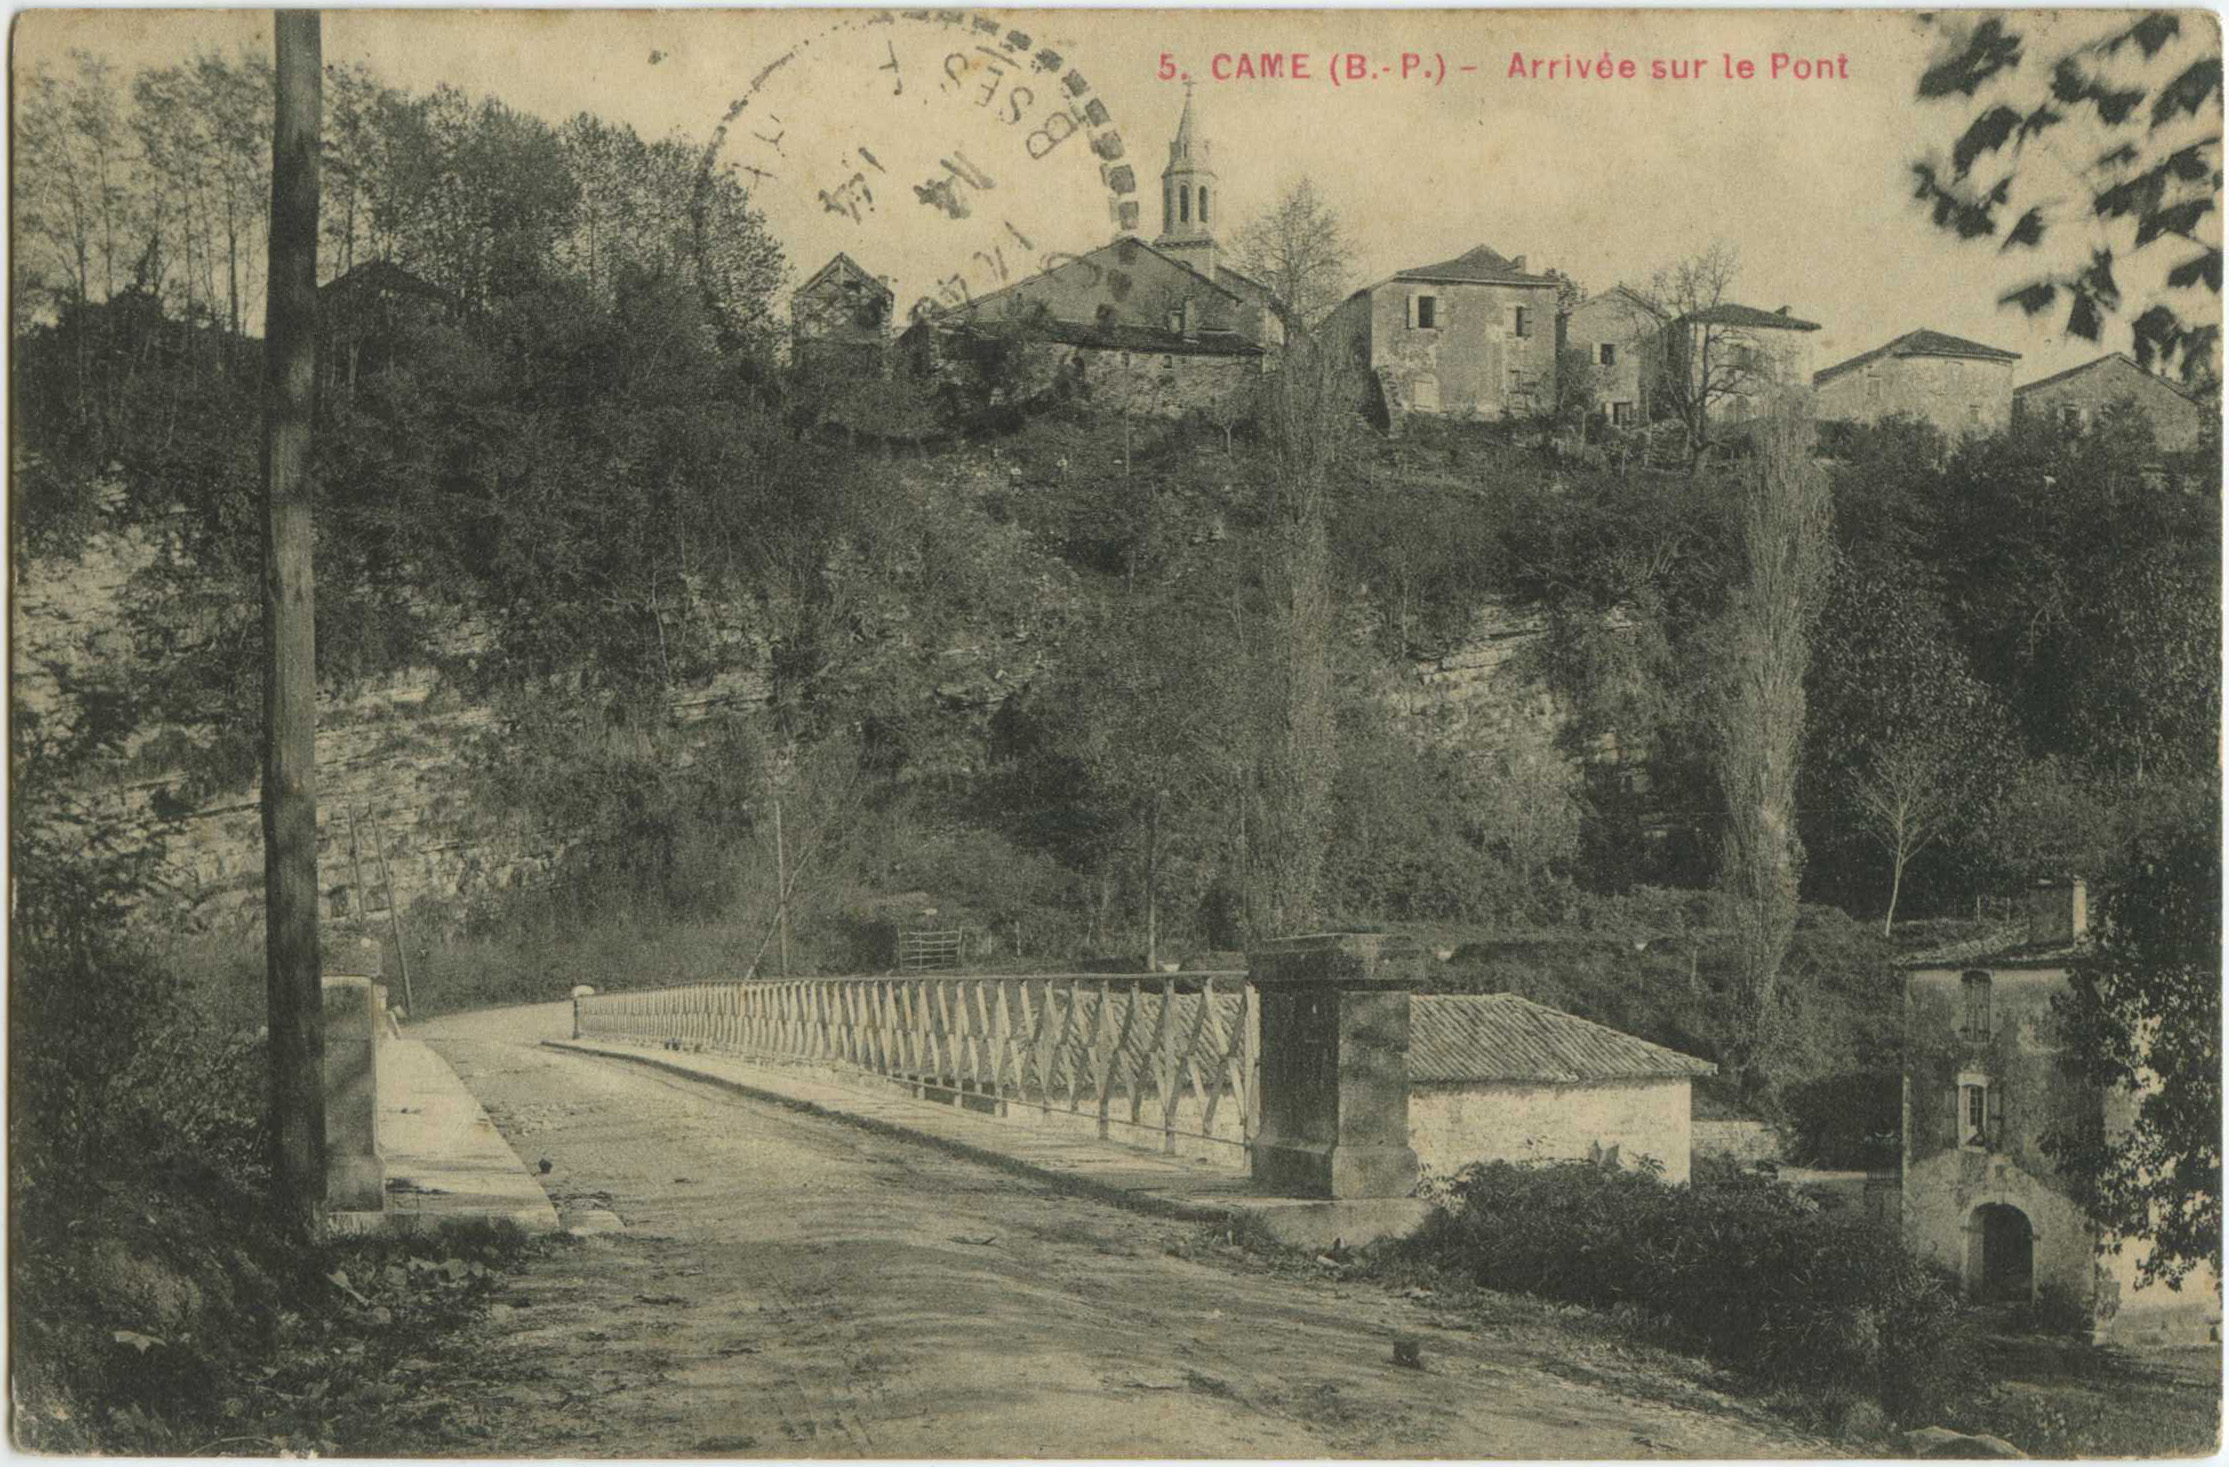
[1244,933,1428,1247]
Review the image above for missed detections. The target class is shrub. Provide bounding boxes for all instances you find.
[1782,1070,1903,1169]
[1401,1159,1979,1422]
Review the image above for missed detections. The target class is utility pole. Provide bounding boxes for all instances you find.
[262,9,325,1233]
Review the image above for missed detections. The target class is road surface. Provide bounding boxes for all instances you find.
[414,1002,1834,1458]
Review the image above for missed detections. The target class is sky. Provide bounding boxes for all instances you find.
[16,6,2222,385]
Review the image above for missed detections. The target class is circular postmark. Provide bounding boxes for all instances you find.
[699,10,1138,330]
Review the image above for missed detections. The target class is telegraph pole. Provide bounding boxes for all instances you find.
[263,9,326,1231]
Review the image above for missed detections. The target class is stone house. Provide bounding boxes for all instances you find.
[1901,880,2222,1343]
[906,236,1268,416]
[1327,244,1562,418]
[1668,302,1822,424]
[1813,328,2021,435]
[791,252,894,372]
[1406,993,1715,1183]
[898,92,1273,418]
[1563,285,1667,428]
[2012,352,2215,453]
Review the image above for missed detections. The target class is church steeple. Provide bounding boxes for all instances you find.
[1154,83,1218,278]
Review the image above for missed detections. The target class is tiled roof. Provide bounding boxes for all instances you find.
[1815,328,2020,385]
[1682,302,1821,331]
[1409,993,1717,1083]
[2013,351,2202,403]
[1050,988,1711,1089]
[1394,244,1559,287]
[1899,924,2091,970]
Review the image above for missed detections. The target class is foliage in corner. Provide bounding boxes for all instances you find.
[2044,822,2223,1288]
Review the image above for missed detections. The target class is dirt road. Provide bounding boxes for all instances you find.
[416,1003,1833,1458]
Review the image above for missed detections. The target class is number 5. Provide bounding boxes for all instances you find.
[1158,53,1176,80]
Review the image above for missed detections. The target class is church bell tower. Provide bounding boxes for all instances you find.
[1154,84,1218,279]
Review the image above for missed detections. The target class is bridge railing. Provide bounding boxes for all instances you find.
[575,972,1258,1159]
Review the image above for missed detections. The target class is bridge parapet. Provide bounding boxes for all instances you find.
[575,971,1257,1162]
[572,940,1423,1204]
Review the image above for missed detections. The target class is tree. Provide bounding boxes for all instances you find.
[1709,398,1833,1091]
[1244,326,1356,939]
[1907,12,2222,383]
[1646,242,1778,468]
[2044,824,2222,1288]
[1228,177,1354,331]
[1851,733,1965,934]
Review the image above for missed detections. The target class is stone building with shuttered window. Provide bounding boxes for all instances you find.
[1326,244,1563,418]
[1901,880,2221,1343]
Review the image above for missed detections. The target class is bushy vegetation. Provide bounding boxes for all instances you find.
[1402,1160,1980,1426]
[11,706,540,1453]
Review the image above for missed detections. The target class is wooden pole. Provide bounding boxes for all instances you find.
[261,8,325,1233]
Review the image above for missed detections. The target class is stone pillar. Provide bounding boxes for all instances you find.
[1248,933,1420,1199]
[321,975,385,1211]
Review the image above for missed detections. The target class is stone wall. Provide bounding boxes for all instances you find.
[1411,1075,1693,1183]
[1693,1118,1788,1165]
[1333,278,1560,418]
[1815,352,2017,435]
[2012,354,2213,453]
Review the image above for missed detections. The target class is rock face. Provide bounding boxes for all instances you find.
[17,494,1612,934]
[14,520,772,932]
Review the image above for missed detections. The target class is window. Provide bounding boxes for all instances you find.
[1968,402,1983,423]
[2059,405,2083,430]
[1179,185,1190,224]
[1865,374,1883,404]
[1962,1083,1989,1145]
[1197,186,1209,224]
[1511,306,1531,338]
[1961,971,1992,1037]
[1162,355,1175,368]
[1957,1070,1997,1149]
[1611,400,1633,426]
[1415,294,1438,330]
[1598,342,1617,367]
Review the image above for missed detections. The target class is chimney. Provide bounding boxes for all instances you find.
[1776,305,1792,316]
[2024,878,2088,947]
[1511,254,1527,271]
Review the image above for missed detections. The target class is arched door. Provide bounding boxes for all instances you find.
[1973,1203,2035,1302]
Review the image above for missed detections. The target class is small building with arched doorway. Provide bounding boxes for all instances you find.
[1901,879,2221,1343]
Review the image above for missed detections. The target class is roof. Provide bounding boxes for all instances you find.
[1035,988,1711,1092]
[1408,993,1717,1083]
[796,252,891,299]
[2013,351,2201,403]
[1166,85,1201,166]
[1570,284,1667,321]
[320,260,456,307]
[1681,302,1821,332]
[1815,328,2020,386]
[1392,244,1560,288]
[939,235,1249,327]
[1899,923,2090,971]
